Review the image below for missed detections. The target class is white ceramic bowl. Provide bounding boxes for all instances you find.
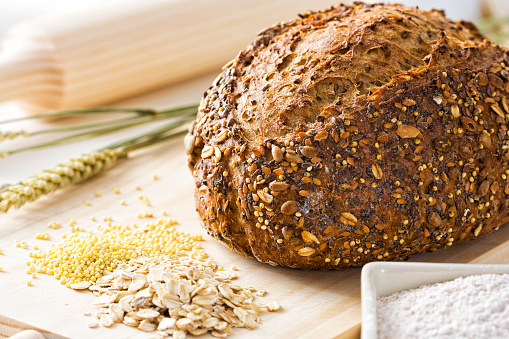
[361,262,509,339]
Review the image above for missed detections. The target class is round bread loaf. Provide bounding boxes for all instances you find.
[186,2,509,269]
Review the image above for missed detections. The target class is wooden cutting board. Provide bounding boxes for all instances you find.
[1,73,509,339]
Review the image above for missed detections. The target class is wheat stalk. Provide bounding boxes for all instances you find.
[0,104,197,151]
[0,148,126,213]
[0,107,196,213]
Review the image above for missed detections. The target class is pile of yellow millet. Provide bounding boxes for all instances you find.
[27,218,205,287]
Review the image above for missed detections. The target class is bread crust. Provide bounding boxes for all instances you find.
[186,2,509,269]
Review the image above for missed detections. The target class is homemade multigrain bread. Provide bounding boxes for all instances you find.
[186,2,509,269]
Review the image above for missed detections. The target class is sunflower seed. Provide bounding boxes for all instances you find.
[297,247,316,256]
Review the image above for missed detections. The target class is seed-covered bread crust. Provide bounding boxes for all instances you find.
[186,2,509,269]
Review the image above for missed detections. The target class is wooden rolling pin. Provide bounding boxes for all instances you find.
[0,0,337,113]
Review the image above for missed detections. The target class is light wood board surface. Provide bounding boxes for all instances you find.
[1,72,509,339]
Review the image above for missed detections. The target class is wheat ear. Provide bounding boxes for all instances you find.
[0,148,125,213]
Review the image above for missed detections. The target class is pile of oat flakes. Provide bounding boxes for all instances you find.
[74,257,280,338]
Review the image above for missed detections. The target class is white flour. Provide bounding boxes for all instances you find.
[377,274,509,339]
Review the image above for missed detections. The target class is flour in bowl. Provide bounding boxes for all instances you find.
[377,273,509,339]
